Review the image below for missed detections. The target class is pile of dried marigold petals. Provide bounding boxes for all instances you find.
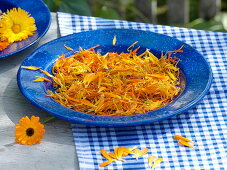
[45,44,182,116]
[174,135,194,148]
[99,146,162,168]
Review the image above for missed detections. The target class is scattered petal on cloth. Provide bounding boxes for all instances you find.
[58,12,227,170]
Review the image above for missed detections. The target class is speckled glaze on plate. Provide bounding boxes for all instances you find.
[17,29,213,127]
[0,0,51,59]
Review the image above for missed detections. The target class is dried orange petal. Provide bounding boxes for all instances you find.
[99,159,115,167]
[112,35,117,46]
[100,149,112,160]
[174,135,193,142]
[40,69,54,78]
[21,66,42,70]
[122,152,129,157]
[64,44,73,51]
[152,158,163,169]
[108,152,117,159]
[133,148,149,159]
[178,140,194,148]
[117,147,125,160]
[148,156,156,166]
[34,77,51,82]
[114,147,124,161]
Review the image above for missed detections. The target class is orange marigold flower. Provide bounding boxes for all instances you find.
[0,8,37,43]
[15,116,45,145]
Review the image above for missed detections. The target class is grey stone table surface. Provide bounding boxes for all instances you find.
[0,13,79,170]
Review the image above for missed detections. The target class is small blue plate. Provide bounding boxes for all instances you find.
[0,0,51,59]
[17,29,212,127]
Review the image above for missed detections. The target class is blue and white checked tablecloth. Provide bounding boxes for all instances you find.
[57,12,227,170]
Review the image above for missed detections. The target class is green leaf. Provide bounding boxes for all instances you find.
[118,0,133,6]
[127,5,151,23]
[214,12,227,31]
[59,0,91,16]
[96,6,120,19]
[43,116,56,124]
[173,17,226,32]
[43,0,60,12]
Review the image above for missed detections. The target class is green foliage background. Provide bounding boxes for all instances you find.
[43,0,227,32]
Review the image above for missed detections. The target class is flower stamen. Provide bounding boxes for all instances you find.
[26,128,34,136]
[12,24,21,34]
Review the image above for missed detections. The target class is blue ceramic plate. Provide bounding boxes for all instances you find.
[17,29,212,127]
[0,0,51,59]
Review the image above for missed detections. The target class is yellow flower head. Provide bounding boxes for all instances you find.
[15,116,45,145]
[0,8,37,43]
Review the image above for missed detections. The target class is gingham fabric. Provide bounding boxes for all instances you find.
[57,12,227,170]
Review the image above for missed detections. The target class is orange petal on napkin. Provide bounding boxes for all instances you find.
[178,140,194,148]
[152,158,163,169]
[174,135,193,142]
[100,149,112,160]
[99,159,115,167]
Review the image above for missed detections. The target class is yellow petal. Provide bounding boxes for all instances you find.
[21,66,42,70]
[83,73,97,86]
[148,156,156,166]
[99,159,115,167]
[122,147,135,155]
[129,146,137,151]
[116,147,126,160]
[133,148,149,159]
[112,35,117,46]
[64,45,74,51]
[174,135,193,142]
[127,41,138,51]
[114,148,119,160]
[79,99,96,108]
[40,69,54,78]
[34,77,52,82]
[152,158,163,169]
[167,71,177,81]
[178,140,194,148]
[100,149,112,160]
[103,92,121,99]
[113,147,125,161]
[140,148,149,156]
[108,152,117,159]
[31,116,40,123]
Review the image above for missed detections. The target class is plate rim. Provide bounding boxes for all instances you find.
[17,28,213,127]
